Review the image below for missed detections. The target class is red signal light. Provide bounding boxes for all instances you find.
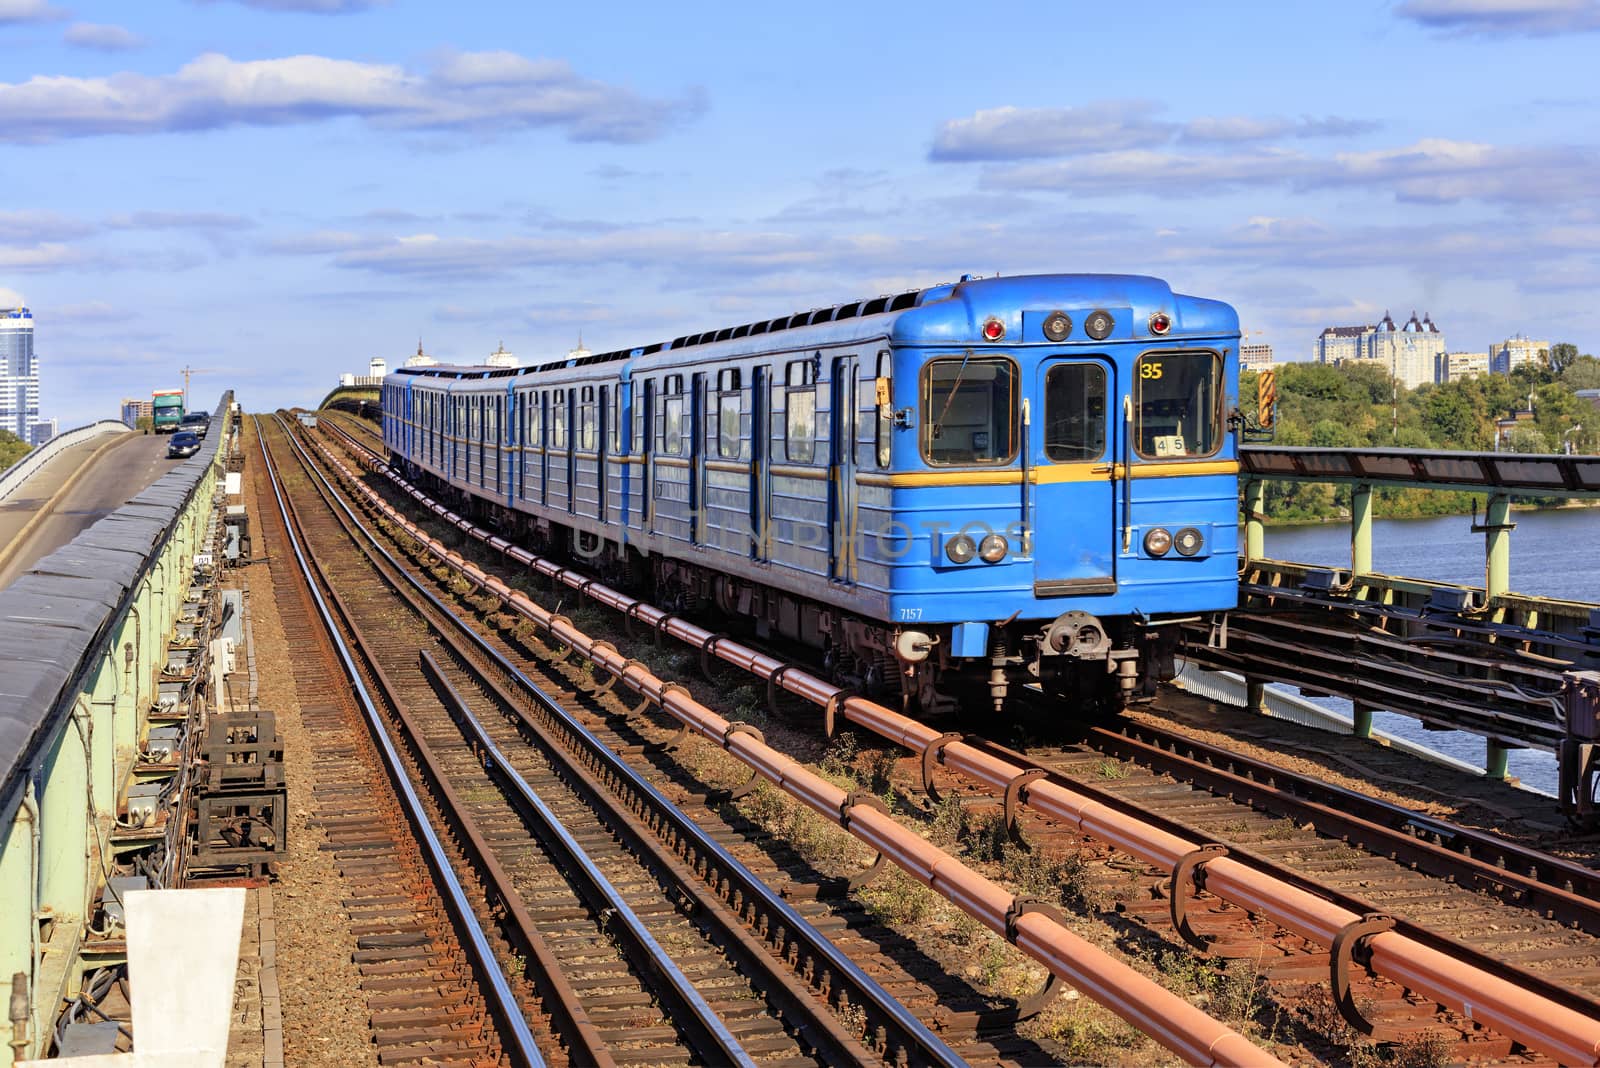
[982,317,1006,341]
[1149,312,1172,335]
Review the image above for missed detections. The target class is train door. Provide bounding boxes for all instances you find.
[565,388,577,513]
[750,366,769,559]
[689,372,706,544]
[597,385,610,523]
[1031,357,1116,595]
[640,378,655,532]
[828,355,859,582]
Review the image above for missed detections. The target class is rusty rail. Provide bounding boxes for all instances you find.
[323,418,1600,1064]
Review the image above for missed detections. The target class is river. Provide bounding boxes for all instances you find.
[1253,506,1600,796]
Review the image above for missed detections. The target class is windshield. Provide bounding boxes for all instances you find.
[921,355,1017,465]
[1134,350,1222,459]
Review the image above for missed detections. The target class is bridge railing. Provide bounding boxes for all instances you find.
[1189,445,1600,822]
[0,394,233,1065]
[0,420,129,506]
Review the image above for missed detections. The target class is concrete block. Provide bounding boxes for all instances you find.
[129,887,246,1063]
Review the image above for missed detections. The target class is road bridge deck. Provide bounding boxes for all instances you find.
[0,431,180,591]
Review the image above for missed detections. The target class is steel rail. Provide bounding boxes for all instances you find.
[253,417,547,1068]
[312,419,1280,1068]
[274,417,761,1068]
[324,417,1600,1065]
[970,723,1600,1026]
[418,654,759,1068]
[290,416,964,1067]
[1085,718,1600,933]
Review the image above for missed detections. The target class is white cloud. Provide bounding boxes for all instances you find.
[0,0,67,24]
[931,101,1172,161]
[0,210,95,242]
[931,102,1379,162]
[981,138,1599,208]
[0,287,24,307]
[0,243,81,271]
[64,22,146,51]
[1396,0,1600,35]
[104,210,256,231]
[0,50,705,144]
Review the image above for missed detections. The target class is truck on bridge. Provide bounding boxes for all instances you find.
[152,388,184,433]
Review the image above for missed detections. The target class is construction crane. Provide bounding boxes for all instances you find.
[179,366,219,409]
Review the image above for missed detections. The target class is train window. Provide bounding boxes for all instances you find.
[609,389,622,453]
[527,393,542,444]
[718,391,741,458]
[579,390,596,451]
[553,390,568,448]
[785,359,816,463]
[1043,364,1107,461]
[662,395,683,455]
[1134,350,1222,459]
[715,369,741,459]
[921,354,1017,466]
[875,352,892,468]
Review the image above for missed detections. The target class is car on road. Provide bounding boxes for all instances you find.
[166,431,201,459]
[180,412,211,437]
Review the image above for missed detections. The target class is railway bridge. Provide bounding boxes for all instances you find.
[0,404,1597,1066]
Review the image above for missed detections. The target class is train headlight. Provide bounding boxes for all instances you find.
[1143,527,1172,557]
[1148,312,1172,335]
[978,534,1008,563]
[946,534,977,564]
[1084,309,1115,340]
[1042,310,1072,342]
[982,317,1006,341]
[1174,527,1203,556]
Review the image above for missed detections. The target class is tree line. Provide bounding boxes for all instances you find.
[0,429,28,474]
[1243,343,1597,522]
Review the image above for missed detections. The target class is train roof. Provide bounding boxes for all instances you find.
[387,273,1237,387]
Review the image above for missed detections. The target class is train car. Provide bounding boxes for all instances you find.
[383,274,1239,714]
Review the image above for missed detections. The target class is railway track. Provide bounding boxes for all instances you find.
[963,709,1600,1058]
[251,417,531,1066]
[260,415,1013,1066]
[316,410,1600,1062]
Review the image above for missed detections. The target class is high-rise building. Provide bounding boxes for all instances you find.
[1442,352,1490,382]
[1315,324,1372,364]
[0,306,39,444]
[1314,311,1445,390]
[121,398,154,427]
[1241,343,1274,371]
[28,418,56,445]
[1371,311,1445,390]
[1489,336,1548,375]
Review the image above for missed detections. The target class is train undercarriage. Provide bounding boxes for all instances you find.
[406,463,1192,718]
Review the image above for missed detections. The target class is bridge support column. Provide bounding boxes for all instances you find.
[1244,480,1265,560]
[1486,740,1511,781]
[1352,703,1374,739]
[1484,493,1512,601]
[1246,678,1266,716]
[1350,484,1373,574]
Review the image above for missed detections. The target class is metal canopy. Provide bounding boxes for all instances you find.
[1240,446,1600,498]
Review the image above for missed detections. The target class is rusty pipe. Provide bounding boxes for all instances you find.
[309,437,1278,1066]
[324,425,1600,1065]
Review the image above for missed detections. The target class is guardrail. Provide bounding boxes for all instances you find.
[0,394,233,1066]
[0,420,129,506]
[1226,445,1600,822]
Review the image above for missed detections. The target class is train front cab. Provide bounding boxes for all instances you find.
[886,304,1239,711]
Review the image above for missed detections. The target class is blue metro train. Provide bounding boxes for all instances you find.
[383,274,1240,713]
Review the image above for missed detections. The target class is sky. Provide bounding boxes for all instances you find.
[3,0,1599,426]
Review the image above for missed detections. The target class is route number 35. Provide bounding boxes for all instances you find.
[1139,361,1165,380]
